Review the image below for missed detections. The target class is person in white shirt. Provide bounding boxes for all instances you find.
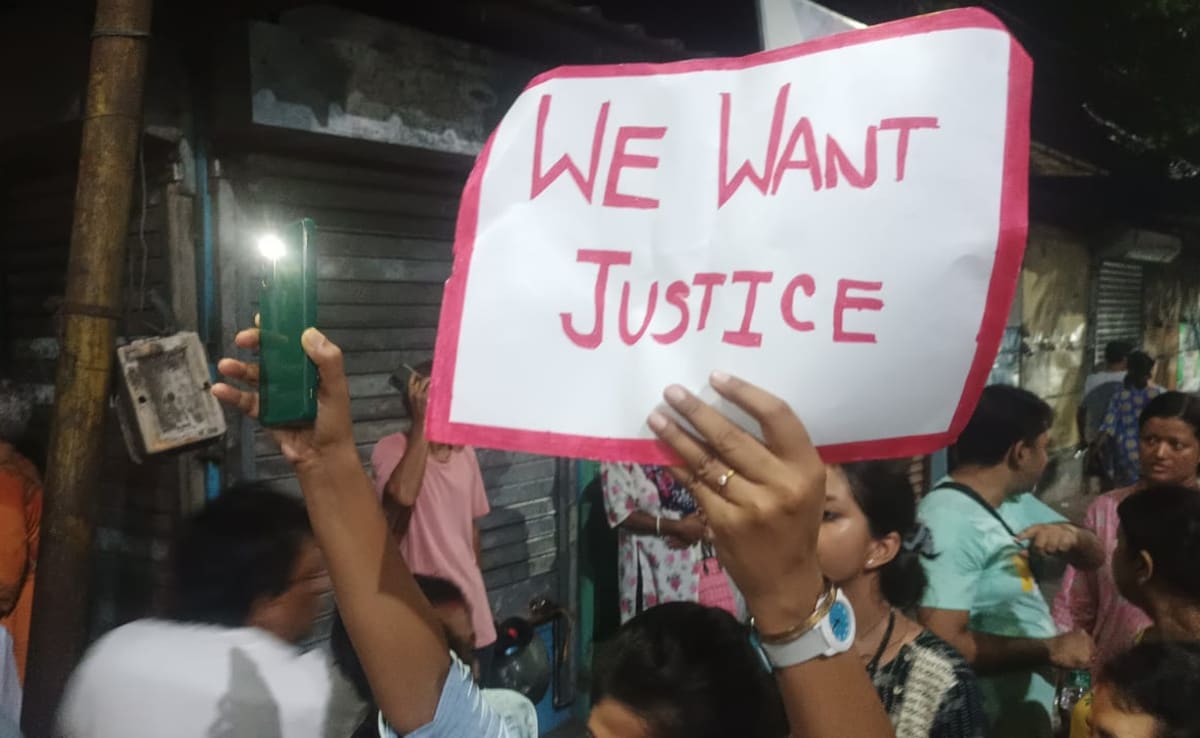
[58,484,343,738]
[1077,340,1132,449]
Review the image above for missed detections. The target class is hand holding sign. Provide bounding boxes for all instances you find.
[430,9,1031,463]
[649,372,827,633]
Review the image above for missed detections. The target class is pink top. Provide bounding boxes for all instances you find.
[371,434,497,648]
[1052,486,1151,670]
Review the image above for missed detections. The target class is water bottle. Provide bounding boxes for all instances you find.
[1056,669,1092,727]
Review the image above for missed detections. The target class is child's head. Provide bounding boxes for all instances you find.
[1113,484,1200,615]
[590,602,787,738]
[1090,641,1200,738]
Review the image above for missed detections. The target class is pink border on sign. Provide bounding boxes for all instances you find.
[428,7,1032,465]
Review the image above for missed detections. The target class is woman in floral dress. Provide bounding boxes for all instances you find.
[600,463,712,622]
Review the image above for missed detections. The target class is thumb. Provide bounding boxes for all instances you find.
[302,328,348,395]
[302,327,338,365]
[1015,525,1040,541]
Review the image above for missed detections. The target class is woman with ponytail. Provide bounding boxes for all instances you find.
[818,461,985,738]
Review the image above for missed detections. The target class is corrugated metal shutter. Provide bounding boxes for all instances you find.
[1094,260,1144,362]
[906,456,929,497]
[219,153,574,627]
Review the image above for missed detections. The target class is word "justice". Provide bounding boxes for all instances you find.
[559,249,885,349]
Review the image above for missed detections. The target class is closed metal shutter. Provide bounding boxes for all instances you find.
[906,456,929,497]
[218,153,574,625]
[1093,260,1144,362]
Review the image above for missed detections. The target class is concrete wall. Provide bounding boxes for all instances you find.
[0,8,191,144]
[0,9,88,140]
[1143,252,1200,389]
[245,7,541,155]
[0,6,518,157]
[1020,223,1092,447]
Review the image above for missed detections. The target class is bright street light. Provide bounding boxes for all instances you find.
[257,233,286,261]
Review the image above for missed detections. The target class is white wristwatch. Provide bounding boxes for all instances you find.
[754,588,856,669]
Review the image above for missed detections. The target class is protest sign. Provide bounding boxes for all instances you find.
[428,8,1031,464]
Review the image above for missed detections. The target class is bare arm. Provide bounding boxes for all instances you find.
[1018,523,1105,572]
[920,607,1094,673]
[384,426,429,508]
[759,575,898,738]
[215,329,451,734]
[302,447,451,731]
[616,510,702,543]
[382,376,430,539]
[382,501,414,540]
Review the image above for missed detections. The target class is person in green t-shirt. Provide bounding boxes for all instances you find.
[918,385,1106,738]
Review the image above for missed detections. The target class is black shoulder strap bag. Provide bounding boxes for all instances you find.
[936,481,1019,538]
[938,480,1048,579]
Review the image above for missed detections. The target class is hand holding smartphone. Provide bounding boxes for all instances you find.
[388,363,430,424]
[388,363,421,392]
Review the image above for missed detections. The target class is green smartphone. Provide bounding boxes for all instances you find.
[258,218,319,427]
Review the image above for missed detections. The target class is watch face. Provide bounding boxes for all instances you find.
[829,601,853,642]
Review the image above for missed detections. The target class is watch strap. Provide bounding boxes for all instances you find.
[755,589,856,669]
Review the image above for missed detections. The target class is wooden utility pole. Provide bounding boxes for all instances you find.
[22,0,153,733]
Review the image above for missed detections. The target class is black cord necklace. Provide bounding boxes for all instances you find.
[865,610,897,676]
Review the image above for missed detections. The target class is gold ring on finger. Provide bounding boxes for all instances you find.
[716,468,738,488]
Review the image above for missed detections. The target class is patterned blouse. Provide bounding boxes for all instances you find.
[600,463,702,622]
[871,630,987,738]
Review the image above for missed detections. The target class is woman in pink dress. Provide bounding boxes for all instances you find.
[1054,391,1200,669]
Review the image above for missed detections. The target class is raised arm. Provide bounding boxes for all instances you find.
[214,328,451,734]
[649,374,896,738]
[379,376,431,539]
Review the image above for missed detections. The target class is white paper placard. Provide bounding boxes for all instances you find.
[429,8,1031,463]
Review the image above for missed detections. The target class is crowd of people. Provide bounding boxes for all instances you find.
[2,322,1199,738]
